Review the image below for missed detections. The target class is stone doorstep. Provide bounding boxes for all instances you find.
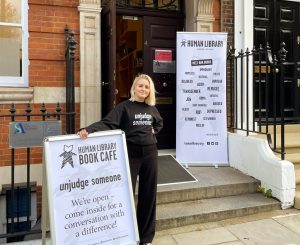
[294,193,300,209]
[275,133,300,148]
[260,124,300,134]
[286,153,300,165]
[156,193,281,231]
[296,169,300,185]
[254,131,300,151]
[156,182,259,205]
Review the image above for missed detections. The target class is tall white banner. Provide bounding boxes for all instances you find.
[176,32,228,165]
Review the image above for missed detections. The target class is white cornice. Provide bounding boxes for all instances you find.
[78,5,102,13]
[0,87,33,104]
[197,0,214,15]
[78,0,101,13]
[80,0,100,4]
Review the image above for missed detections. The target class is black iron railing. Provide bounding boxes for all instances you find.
[65,25,77,134]
[227,42,288,160]
[0,103,76,242]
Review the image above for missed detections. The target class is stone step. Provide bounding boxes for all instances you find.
[295,164,300,183]
[156,167,260,205]
[153,166,281,231]
[260,124,300,134]
[256,133,300,154]
[294,187,300,209]
[285,153,300,165]
[157,182,259,205]
[272,133,300,149]
[156,193,280,231]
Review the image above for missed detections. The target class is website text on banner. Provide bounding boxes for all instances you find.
[43,130,139,245]
[176,32,228,165]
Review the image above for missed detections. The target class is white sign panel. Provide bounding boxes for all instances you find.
[176,32,228,165]
[44,130,139,245]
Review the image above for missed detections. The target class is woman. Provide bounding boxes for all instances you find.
[78,74,163,245]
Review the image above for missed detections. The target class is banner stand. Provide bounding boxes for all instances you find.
[176,32,229,165]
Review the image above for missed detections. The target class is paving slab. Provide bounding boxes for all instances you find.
[227,218,300,245]
[219,242,244,245]
[9,238,51,245]
[172,227,238,245]
[273,213,300,235]
[154,209,300,245]
[152,235,177,245]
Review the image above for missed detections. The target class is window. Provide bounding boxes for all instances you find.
[6,187,31,243]
[0,0,28,87]
[115,0,183,12]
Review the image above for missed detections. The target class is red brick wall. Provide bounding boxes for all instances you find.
[28,0,80,87]
[213,0,221,32]
[221,0,234,47]
[36,186,43,219]
[220,0,234,127]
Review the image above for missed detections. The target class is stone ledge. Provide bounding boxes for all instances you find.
[0,87,34,104]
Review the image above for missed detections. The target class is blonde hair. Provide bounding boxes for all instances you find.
[129,74,156,106]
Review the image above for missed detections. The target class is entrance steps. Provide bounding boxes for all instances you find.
[155,167,281,231]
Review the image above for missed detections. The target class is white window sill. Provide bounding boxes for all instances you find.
[0,87,33,104]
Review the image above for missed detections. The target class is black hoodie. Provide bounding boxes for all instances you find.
[86,100,163,145]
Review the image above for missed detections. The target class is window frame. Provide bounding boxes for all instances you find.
[0,0,29,87]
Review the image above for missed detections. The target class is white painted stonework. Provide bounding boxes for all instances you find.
[196,0,215,32]
[0,165,43,192]
[32,87,80,104]
[78,1,102,128]
[0,87,33,104]
[228,132,295,209]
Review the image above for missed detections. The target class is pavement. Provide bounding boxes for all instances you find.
[6,209,300,245]
[153,209,300,245]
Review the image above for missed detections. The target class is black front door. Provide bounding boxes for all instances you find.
[101,0,116,117]
[143,16,184,149]
[254,0,300,122]
[102,6,184,149]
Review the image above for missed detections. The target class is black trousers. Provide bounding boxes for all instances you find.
[127,143,158,244]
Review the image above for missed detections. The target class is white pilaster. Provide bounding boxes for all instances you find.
[234,0,254,130]
[185,0,198,31]
[196,0,215,32]
[78,1,102,127]
[234,0,253,51]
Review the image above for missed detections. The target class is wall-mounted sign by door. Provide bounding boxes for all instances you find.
[153,49,175,73]
[9,121,61,148]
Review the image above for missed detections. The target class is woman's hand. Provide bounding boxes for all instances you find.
[77,128,89,139]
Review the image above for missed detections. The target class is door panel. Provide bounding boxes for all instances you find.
[101,1,116,117]
[278,1,300,120]
[254,0,274,49]
[254,0,300,122]
[143,16,184,149]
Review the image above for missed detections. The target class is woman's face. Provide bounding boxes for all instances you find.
[134,78,150,102]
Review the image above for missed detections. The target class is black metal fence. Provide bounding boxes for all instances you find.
[65,25,77,134]
[227,42,288,160]
[0,103,76,242]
